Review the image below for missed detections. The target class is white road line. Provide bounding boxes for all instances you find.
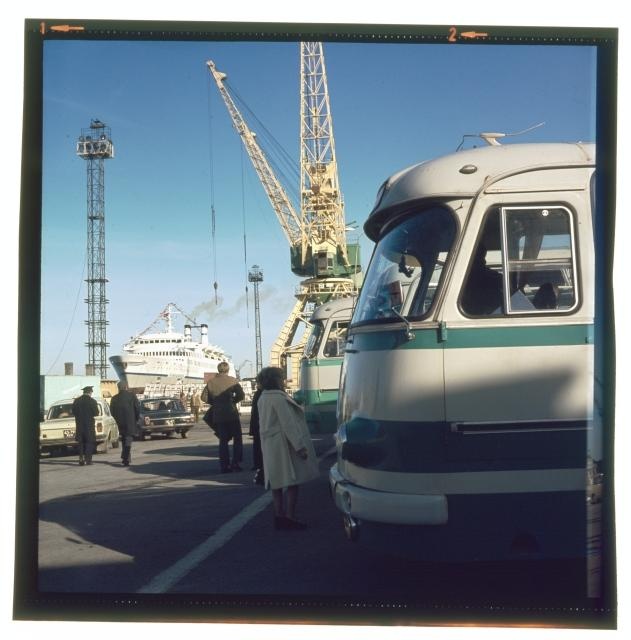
[138,444,336,593]
[137,491,272,594]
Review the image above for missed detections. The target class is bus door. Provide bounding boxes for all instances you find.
[442,199,590,476]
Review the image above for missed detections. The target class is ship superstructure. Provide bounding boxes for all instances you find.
[109,303,234,394]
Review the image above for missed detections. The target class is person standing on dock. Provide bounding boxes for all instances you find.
[204,361,245,473]
[72,386,99,466]
[256,367,319,530]
[110,381,141,466]
[190,389,202,422]
[249,381,264,486]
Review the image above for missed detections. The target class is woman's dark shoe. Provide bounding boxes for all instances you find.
[285,518,307,530]
[220,467,233,474]
[231,463,242,471]
[274,516,307,530]
[274,516,288,530]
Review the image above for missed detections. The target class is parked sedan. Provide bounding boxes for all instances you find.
[137,397,195,439]
[40,397,120,455]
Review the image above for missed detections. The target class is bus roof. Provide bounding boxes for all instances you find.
[365,142,595,240]
[310,296,356,322]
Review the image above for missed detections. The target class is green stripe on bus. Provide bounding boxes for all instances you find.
[350,323,593,351]
[302,358,344,367]
[301,389,338,404]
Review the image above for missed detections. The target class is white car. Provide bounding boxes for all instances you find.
[39,397,120,455]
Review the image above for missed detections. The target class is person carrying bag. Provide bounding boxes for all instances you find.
[203,362,245,473]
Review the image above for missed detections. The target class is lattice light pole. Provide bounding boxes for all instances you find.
[76,119,114,379]
[248,265,264,374]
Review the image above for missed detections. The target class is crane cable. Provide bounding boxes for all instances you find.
[207,76,219,304]
[241,146,250,328]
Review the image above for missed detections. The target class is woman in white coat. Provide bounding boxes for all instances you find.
[256,367,319,530]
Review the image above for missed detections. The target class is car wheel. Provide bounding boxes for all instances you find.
[181,430,188,439]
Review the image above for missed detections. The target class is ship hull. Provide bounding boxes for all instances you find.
[109,355,221,389]
[108,303,235,392]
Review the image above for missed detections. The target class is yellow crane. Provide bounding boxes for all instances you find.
[207,42,361,386]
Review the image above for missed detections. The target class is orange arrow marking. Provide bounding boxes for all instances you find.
[50,25,85,32]
[460,31,489,39]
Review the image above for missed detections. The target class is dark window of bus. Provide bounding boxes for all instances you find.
[460,210,503,315]
[353,206,457,324]
[460,207,577,316]
[323,320,349,357]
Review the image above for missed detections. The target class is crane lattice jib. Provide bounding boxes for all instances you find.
[206,61,303,247]
[300,42,349,266]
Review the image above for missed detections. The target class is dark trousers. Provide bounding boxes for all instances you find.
[252,432,263,469]
[121,435,134,463]
[217,418,243,470]
[77,436,95,461]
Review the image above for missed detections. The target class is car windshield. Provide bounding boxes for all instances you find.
[48,402,102,419]
[141,399,183,411]
[353,206,456,324]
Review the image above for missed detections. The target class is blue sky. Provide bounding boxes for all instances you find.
[40,37,597,378]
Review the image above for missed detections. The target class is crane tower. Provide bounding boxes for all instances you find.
[76,119,114,379]
[207,43,361,386]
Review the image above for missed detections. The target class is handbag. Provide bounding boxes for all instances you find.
[201,385,209,403]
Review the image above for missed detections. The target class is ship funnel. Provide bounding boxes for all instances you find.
[184,324,192,341]
[201,324,208,345]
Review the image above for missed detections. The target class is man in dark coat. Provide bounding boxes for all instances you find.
[72,386,99,466]
[248,383,264,485]
[205,361,245,473]
[109,381,141,466]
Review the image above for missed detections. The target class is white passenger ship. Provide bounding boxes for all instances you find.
[109,303,234,393]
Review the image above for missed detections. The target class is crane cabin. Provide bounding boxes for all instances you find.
[330,141,601,565]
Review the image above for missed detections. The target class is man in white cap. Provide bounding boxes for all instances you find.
[72,386,99,465]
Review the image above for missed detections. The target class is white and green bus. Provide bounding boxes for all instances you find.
[330,141,604,572]
[295,296,354,434]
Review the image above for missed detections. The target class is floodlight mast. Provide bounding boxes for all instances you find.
[206,44,360,387]
[76,119,114,379]
[248,265,264,374]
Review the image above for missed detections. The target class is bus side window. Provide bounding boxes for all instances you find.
[504,206,576,313]
[323,321,349,357]
[461,207,577,316]
[460,211,503,316]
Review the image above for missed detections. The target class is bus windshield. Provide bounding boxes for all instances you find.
[353,206,456,324]
[304,321,324,359]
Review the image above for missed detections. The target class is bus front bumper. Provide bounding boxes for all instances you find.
[329,464,448,526]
